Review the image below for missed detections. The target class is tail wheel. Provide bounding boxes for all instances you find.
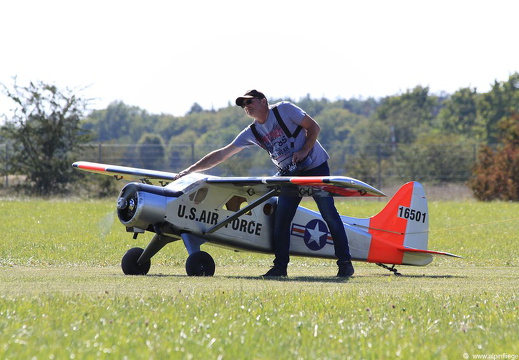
[121,247,151,275]
[185,251,215,276]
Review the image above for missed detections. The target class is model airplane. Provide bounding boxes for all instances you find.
[73,161,460,276]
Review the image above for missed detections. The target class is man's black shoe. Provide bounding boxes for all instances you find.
[262,266,287,278]
[337,261,355,278]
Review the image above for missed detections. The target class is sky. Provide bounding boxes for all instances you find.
[1,0,518,117]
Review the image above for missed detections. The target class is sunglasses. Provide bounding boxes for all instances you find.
[241,98,256,108]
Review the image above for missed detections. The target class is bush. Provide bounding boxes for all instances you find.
[470,143,519,201]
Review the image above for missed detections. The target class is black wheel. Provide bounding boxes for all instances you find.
[121,247,151,275]
[185,251,215,276]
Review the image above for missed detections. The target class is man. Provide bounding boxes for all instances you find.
[175,90,355,278]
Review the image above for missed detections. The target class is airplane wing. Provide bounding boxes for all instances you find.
[206,176,386,197]
[73,161,385,197]
[72,161,178,186]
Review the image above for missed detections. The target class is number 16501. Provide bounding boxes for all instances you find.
[398,206,427,223]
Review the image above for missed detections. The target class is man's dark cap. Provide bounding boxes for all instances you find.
[235,89,266,107]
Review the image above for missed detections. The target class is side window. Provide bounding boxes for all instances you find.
[189,187,208,204]
[224,195,251,215]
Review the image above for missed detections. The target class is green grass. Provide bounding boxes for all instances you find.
[1,198,518,359]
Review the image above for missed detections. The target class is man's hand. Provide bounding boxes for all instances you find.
[293,149,310,164]
[173,169,190,181]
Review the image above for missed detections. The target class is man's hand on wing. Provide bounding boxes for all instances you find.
[174,169,190,181]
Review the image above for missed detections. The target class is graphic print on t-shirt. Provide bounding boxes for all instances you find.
[256,123,293,167]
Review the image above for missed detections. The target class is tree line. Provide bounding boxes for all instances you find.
[1,73,518,199]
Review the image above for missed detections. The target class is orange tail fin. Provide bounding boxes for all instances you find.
[366,182,429,264]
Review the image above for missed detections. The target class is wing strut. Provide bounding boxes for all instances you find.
[203,188,279,235]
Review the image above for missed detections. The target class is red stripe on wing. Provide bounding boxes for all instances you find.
[76,163,108,172]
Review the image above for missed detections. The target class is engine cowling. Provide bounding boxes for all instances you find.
[116,182,180,230]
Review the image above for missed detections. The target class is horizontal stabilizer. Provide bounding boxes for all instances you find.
[402,247,462,258]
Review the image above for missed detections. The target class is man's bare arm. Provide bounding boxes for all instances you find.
[175,143,243,179]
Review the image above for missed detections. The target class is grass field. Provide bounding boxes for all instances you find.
[1,197,518,359]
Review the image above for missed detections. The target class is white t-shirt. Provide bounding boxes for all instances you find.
[232,101,329,172]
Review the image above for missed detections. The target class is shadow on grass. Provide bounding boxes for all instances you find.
[222,273,467,282]
[140,273,352,283]
[144,274,464,283]
[132,271,467,282]
[399,274,467,279]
